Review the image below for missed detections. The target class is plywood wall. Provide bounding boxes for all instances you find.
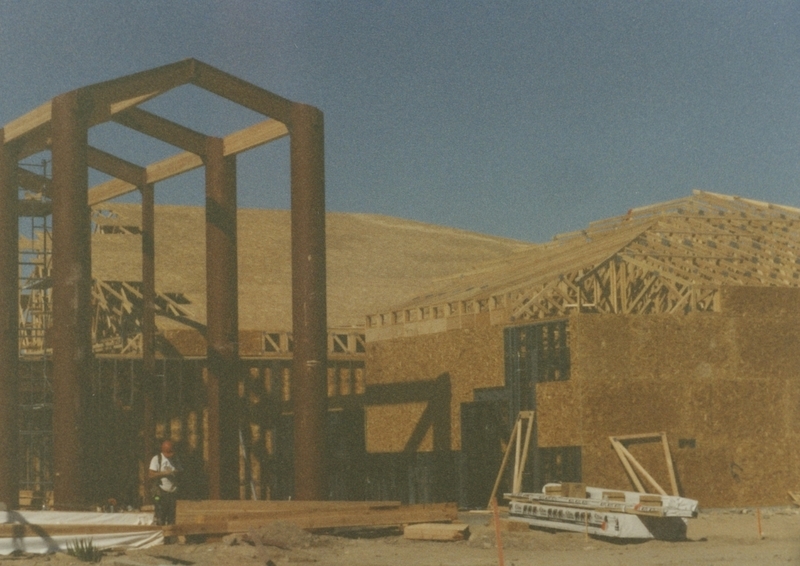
[365,325,505,452]
[537,291,800,508]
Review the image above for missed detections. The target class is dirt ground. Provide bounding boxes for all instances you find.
[8,507,799,566]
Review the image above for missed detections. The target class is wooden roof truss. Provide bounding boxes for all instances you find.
[367,191,800,333]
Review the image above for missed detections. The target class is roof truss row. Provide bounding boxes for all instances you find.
[367,191,800,334]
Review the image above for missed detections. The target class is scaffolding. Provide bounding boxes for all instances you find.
[17,159,53,504]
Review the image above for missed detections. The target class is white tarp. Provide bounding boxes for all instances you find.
[0,510,162,555]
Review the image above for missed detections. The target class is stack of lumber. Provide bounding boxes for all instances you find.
[165,500,458,537]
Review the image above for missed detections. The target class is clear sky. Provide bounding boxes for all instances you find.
[1,1,798,243]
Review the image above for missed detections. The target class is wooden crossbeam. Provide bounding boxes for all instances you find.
[88,118,288,205]
[112,107,208,156]
[609,433,679,496]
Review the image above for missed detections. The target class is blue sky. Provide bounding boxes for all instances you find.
[1,1,798,243]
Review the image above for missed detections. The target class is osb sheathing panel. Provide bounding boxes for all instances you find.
[365,325,505,452]
[542,311,800,508]
[536,381,582,447]
[721,286,800,317]
[365,403,432,453]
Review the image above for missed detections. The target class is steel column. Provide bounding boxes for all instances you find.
[140,183,156,469]
[50,91,93,509]
[289,104,328,501]
[204,137,240,500]
[0,133,19,509]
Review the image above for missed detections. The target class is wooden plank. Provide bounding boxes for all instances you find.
[615,442,668,496]
[403,522,468,541]
[0,524,160,537]
[661,434,680,496]
[611,433,665,442]
[166,502,457,537]
[610,438,645,493]
[177,500,401,513]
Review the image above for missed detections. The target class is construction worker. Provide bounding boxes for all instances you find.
[148,440,182,525]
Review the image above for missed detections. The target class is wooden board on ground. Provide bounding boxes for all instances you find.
[165,501,458,537]
[0,523,160,537]
[403,522,469,541]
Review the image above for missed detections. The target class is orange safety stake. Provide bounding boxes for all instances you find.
[491,497,505,566]
[756,508,764,539]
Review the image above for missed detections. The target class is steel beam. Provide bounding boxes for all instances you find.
[0,133,20,509]
[50,90,93,509]
[289,104,328,501]
[204,137,240,500]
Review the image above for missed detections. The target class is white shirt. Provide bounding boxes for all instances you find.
[149,453,181,493]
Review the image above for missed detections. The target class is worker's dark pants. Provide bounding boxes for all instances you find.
[154,488,177,525]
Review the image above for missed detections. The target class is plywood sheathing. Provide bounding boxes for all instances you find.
[91,204,531,333]
[536,301,800,508]
[364,325,505,453]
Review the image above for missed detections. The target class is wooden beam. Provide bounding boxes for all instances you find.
[84,59,196,123]
[3,101,51,144]
[87,146,146,186]
[112,107,208,156]
[191,60,293,123]
[87,119,287,205]
[223,118,288,155]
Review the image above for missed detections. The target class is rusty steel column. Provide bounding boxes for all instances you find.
[204,137,240,500]
[0,134,20,509]
[289,104,327,501]
[50,90,93,509]
[140,183,156,470]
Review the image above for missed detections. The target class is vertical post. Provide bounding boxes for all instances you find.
[140,183,156,476]
[205,137,240,500]
[50,90,93,509]
[0,133,20,509]
[289,103,327,501]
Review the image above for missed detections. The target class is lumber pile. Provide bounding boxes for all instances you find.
[165,500,458,537]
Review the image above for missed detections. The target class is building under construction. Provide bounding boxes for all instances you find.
[2,61,799,511]
[365,190,800,508]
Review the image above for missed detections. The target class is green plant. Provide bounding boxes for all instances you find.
[66,538,104,563]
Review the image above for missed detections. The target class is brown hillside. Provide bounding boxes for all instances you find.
[91,204,533,331]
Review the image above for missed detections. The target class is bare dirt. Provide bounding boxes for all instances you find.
[9,507,800,566]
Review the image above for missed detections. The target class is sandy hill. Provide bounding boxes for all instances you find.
[91,204,534,331]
